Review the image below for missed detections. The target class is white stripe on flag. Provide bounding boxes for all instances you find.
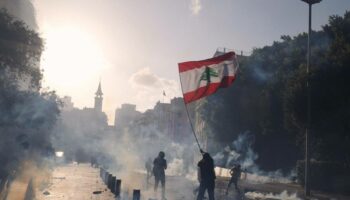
[179,60,236,94]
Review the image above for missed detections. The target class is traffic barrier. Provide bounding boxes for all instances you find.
[133,189,141,200]
[109,176,116,192]
[98,169,122,198]
[115,179,121,197]
[103,171,108,184]
[107,173,113,189]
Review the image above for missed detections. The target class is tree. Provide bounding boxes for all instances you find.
[0,9,60,180]
[284,11,350,164]
[196,11,350,172]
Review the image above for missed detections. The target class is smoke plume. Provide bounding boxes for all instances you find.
[213,132,296,184]
[245,190,301,200]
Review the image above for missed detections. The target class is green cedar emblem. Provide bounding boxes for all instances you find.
[199,66,219,83]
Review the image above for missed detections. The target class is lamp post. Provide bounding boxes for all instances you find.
[300,0,322,197]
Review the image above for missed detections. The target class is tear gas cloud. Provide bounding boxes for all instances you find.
[212,131,296,184]
[53,101,296,192]
[51,103,199,199]
[245,190,301,200]
[0,91,60,183]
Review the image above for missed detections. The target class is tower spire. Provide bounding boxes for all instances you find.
[96,81,103,96]
[94,80,103,112]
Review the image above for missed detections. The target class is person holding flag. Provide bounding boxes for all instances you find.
[196,151,216,200]
[178,51,239,151]
[178,51,239,199]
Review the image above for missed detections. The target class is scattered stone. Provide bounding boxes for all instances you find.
[93,191,102,194]
[43,191,50,195]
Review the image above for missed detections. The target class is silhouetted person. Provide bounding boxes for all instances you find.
[90,156,97,167]
[226,164,241,194]
[197,152,216,200]
[145,157,153,187]
[153,151,167,200]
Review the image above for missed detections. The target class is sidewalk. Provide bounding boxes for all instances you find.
[36,163,115,200]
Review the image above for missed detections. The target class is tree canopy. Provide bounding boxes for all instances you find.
[196,11,350,171]
[0,9,59,179]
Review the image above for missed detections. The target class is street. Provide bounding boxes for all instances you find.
[27,163,350,200]
[35,164,115,200]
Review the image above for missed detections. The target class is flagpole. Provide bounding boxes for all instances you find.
[184,101,202,152]
[178,73,203,153]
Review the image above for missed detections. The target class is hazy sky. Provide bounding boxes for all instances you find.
[33,0,350,124]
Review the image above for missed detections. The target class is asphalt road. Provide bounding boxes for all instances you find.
[31,163,349,200]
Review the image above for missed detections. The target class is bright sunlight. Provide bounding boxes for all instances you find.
[41,27,109,90]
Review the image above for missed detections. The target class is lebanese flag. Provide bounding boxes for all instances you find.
[178,52,238,104]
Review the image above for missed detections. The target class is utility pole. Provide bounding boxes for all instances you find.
[300,0,322,197]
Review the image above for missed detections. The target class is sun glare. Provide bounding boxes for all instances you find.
[41,27,109,91]
[55,151,64,157]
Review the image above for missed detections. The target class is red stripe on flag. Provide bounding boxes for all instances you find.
[183,76,236,104]
[178,52,235,73]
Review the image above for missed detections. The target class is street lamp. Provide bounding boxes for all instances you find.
[300,0,322,197]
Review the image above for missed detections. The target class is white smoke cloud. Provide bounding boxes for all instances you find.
[245,190,301,200]
[190,0,202,15]
[213,132,258,169]
[129,67,181,110]
[129,67,163,88]
[213,132,296,184]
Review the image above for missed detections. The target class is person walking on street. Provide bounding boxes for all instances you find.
[197,151,216,200]
[145,158,153,187]
[153,151,167,200]
[226,164,242,194]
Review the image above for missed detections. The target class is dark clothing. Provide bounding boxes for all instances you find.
[198,158,216,182]
[154,175,165,193]
[228,166,241,190]
[228,177,239,190]
[197,180,215,200]
[197,155,216,200]
[230,166,241,179]
[153,157,167,199]
[153,157,167,178]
